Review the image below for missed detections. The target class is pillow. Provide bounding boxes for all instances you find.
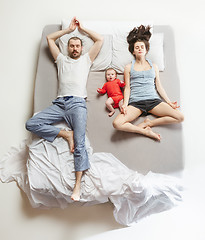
[147,33,164,71]
[59,19,113,71]
[111,32,164,73]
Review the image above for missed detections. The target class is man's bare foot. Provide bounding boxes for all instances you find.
[64,130,75,153]
[143,126,161,141]
[58,129,74,153]
[138,118,152,128]
[71,184,81,201]
[108,111,115,117]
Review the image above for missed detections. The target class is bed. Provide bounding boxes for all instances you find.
[0,20,183,226]
[34,21,183,174]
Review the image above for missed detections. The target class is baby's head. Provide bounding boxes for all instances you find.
[105,68,117,82]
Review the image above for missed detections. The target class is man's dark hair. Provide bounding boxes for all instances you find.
[68,37,83,46]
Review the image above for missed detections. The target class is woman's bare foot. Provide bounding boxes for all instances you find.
[108,111,115,117]
[143,126,161,141]
[71,183,81,201]
[138,118,152,128]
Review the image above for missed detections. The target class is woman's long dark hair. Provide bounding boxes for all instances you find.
[127,25,152,54]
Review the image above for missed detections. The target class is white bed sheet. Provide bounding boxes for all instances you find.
[82,165,205,240]
[0,122,183,226]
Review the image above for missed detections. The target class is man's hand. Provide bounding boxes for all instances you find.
[68,17,103,62]
[75,18,84,31]
[68,17,78,32]
[68,17,84,33]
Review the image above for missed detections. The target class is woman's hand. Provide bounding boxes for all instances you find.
[168,101,180,109]
[121,104,127,115]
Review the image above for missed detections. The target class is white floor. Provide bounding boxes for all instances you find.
[83,165,205,240]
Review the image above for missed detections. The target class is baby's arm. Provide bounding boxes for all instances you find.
[97,83,107,94]
[97,88,106,94]
[119,80,125,88]
[116,79,125,88]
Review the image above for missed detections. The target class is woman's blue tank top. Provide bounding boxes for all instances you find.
[129,59,160,103]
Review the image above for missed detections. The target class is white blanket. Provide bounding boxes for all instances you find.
[0,125,183,226]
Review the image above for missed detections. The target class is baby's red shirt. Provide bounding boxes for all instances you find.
[97,79,125,97]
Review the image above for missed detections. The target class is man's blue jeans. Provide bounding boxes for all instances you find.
[26,97,89,171]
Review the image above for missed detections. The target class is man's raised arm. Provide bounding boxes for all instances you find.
[76,19,104,62]
[46,17,77,61]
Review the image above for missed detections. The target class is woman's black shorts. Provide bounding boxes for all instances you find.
[128,99,162,115]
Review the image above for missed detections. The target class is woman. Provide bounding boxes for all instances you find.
[113,25,184,141]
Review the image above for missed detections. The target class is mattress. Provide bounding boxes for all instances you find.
[34,24,184,174]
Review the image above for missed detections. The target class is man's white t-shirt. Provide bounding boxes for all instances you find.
[55,52,92,98]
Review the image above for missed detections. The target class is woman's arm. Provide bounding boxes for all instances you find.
[121,64,131,114]
[154,64,179,108]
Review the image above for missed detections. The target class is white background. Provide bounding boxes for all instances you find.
[0,0,205,239]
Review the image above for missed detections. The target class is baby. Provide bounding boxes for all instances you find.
[97,68,125,117]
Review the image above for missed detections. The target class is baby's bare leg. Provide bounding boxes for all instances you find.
[106,97,115,117]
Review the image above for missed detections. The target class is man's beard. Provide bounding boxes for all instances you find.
[70,50,81,59]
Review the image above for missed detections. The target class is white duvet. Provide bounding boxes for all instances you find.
[0,124,183,226]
